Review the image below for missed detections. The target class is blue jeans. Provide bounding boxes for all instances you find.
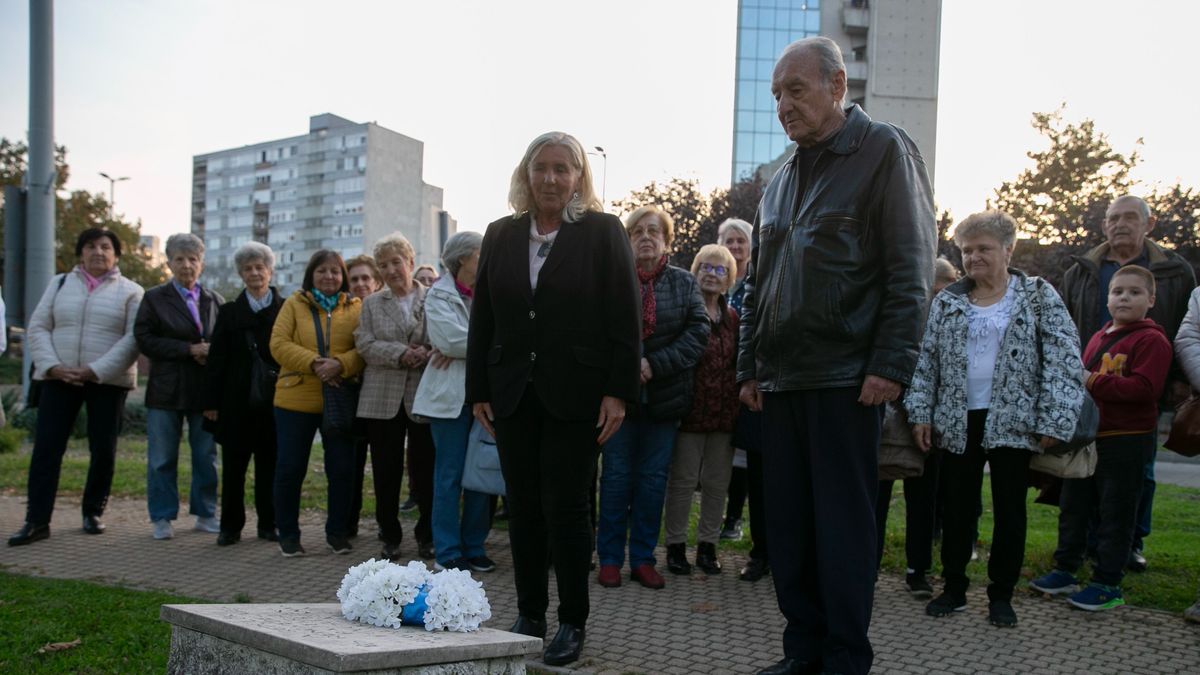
[430,407,491,564]
[597,415,677,568]
[272,407,357,541]
[146,408,217,522]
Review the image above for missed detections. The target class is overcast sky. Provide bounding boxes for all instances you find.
[1,0,1196,246]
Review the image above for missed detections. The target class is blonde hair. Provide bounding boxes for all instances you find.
[624,206,675,248]
[508,132,602,223]
[954,210,1017,249]
[691,244,738,293]
[373,232,415,264]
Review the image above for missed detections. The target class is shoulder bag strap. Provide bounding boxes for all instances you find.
[309,305,328,358]
[1084,327,1151,372]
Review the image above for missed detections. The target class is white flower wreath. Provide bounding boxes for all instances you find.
[337,559,491,632]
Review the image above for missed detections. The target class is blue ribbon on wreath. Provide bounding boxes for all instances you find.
[400,585,430,626]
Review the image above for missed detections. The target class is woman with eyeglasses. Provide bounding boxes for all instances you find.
[662,244,741,577]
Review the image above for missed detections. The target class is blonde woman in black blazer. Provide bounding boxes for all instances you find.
[465,131,640,667]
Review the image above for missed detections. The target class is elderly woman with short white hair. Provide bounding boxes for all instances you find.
[135,232,224,541]
[355,232,436,561]
[413,231,494,573]
[202,241,285,546]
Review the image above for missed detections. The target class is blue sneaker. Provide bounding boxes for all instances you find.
[1030,569,1080,596]
[1068,583,1125,611]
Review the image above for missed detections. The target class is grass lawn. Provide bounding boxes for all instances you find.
[0,573,199,673]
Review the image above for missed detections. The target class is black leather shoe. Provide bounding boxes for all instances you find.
[542,623,584,667]
[508,616,547,639]
[666,543,691,575]
[257,528,279,542]
[695,541,722,574]
[381,541,402,561]
[8,523,50,546]
[740,557,770,582]
[1128,549,1148,572]
[755,656,821,675]
[82,515,106,535]
[417,540,436,559]
[217,531,241,546]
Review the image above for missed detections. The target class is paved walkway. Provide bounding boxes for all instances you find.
[2,495,1198,674]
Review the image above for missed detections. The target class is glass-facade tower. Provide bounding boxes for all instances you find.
[732,0,822,182]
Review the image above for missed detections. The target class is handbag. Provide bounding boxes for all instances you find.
[462,419,506,496]
[1030,278,1100,456]
[243,330,278,409]
[26,275,67,408]
[310,306,362,438]
[1164,394,1200,457]
[878,401,925,481]
[1030,442,1097,479]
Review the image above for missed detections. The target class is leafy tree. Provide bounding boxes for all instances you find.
[0,137,165,288]
[613,176,765,268]
[990,105,1139,249]
[1145,184,1200,278]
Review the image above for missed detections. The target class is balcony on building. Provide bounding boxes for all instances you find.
[842,0,869,35]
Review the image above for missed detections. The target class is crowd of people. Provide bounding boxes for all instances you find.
[5,35,1200,675]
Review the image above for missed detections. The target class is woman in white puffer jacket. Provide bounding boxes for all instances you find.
[7,228,144,546]
[1176,286,1200,624]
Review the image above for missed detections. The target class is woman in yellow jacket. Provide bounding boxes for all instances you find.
[270,250,365,557]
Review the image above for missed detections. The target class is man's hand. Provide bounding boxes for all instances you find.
[596,396,626,445]
[858,375,901,406]
[739,379,763,412]
[912,423,932,452]
[189,341,210,365]
[639,358,653,385]
[473,402,495,438]
[203,410,219,422]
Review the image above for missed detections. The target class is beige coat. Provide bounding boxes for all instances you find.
[354,284,429,420]
[28,269,144,389]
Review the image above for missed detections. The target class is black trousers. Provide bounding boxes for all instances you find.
[745,449,768,562]
[350,436,370,534]
[761,388,880,675]
[940,409,1030,602]
[367,407,435,546]
[25,380,128,526]
[875,450,941,575]
[1055,432,1153,586]
[219,415,277,535]
[494,388,600,627]
[725,465,747,523]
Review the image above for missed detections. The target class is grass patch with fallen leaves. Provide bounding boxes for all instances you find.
[0,573,199,673]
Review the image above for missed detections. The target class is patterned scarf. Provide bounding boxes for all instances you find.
[310,288,340,313]
[636,254,669,340]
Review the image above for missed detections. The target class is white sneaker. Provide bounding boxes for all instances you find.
[152,519,174,540]
[194,516,221,533]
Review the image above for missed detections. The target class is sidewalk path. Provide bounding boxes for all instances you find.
[2,495,1197,674]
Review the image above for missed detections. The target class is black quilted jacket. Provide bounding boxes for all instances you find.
[638,265,709,421]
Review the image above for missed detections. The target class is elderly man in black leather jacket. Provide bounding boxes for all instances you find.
[737,37,935,675]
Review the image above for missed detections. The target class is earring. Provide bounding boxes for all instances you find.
[572,192,579,201]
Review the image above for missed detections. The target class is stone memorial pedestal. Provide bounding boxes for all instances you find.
[161,603,542,674]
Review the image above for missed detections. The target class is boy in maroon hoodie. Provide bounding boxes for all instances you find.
[1030,265,1172,610]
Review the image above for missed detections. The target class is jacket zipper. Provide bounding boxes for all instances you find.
[76,278,96,368]
[768,149,824,381]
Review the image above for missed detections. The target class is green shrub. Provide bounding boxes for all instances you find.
[122,401,148,436]
[0,426,24,453]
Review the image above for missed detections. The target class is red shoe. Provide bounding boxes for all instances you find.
[631,564,666,589]
[597,564,622,587]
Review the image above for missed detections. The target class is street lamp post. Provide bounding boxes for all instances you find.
[98,171,130,220]
[588,146,607,206]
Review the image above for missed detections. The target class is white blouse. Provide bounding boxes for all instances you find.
[965,276,1017,410]
[528,218,559,292]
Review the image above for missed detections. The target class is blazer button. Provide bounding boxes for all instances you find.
[529,352,537,362]
[529,310,536,319]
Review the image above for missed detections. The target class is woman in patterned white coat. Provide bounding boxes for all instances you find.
[904,210,1083,629]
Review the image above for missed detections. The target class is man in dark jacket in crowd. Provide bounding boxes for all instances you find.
[1059,195,1197,572]
[737,37,935,675]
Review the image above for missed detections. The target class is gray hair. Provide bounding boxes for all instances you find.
[716,218,752,243]
[508,132,602,224]
[782,36,846,83]
[373,232,415,263]
[953,210,1018,249]
[1109,195,1152,222]
[440,231,483,276]
[165,232,206,260]
[933,257,959,284]
[233,241,275,271]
